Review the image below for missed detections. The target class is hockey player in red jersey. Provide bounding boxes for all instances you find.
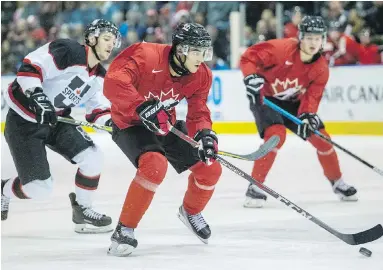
[1,19,121,233]
[104,23,222,256]
[240,16,358,208]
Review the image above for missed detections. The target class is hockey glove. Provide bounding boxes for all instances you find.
[297,113,321,140]
[28,87,57,126]
[244,74,264,105]
[136,99,170,135]
[194,129,218,166]
[105,118,113,127]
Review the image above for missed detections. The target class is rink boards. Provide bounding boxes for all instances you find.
[1,65,382,135]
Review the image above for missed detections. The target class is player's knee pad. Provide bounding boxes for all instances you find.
[21,177,53,199]
[136,152,168,188]
[264,124,286,149]
[308,129,333,152]
[72,145,103,177]
[190,161,222,186]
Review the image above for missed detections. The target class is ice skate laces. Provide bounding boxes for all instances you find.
[189,213,207,231]
[333,179,351,192]
[1,195,9,211]
[120,226,135,239]
[82,208,104,220]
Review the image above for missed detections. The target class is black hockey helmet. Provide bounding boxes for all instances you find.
[172,22,212,48]
[298,16,327,36]
[169,23,213,76]
[298,16,327,47]
[84,19,121,50]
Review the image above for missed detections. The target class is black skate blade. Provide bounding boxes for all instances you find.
[339,224,383,245]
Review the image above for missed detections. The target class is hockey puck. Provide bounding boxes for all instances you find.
[359,247,372,257]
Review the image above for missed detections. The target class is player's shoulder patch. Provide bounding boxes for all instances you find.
[48,39,86,69]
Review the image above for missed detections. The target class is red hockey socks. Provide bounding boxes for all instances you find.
[183,161,222,215]
[308,129,342,181]
[252,125,286,183]
[119,152,168,228]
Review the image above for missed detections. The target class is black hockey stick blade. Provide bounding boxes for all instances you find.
[218,135,280,161]
[338,224,383,245]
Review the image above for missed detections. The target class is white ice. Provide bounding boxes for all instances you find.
[1,134,383,270]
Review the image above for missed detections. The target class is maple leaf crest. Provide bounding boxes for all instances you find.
[271,78,307,100]
[144,88,180,109]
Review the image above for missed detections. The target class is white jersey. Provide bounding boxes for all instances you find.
[4,39,111,125]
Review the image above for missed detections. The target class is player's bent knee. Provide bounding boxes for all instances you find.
[22,177,53,199]
[72,146,103,176]
[137,152,168,185]
[264,124,286,149]
[191,161,222,185]
[308,129,332,152]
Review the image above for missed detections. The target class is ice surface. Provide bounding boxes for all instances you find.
[1,134,383,270]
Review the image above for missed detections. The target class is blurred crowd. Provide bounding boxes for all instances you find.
[1,1,383,75]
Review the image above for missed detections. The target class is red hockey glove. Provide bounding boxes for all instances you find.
[194,129,218,166]
[136,99,170,135]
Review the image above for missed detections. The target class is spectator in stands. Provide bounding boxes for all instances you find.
[325,20,358,66]
[358,28,383,64]
[284,6,304,38]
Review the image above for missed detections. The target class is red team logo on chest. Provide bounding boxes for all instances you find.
[271,78,306,101]
[144,88,181,110]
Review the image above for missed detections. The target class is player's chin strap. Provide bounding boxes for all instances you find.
[90,38,101,61]
[169,47,190,76]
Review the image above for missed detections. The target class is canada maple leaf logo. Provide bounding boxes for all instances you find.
[271,78,307,101]
[144,88,180,110]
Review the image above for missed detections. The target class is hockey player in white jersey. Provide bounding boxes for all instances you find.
[1,19,121,233]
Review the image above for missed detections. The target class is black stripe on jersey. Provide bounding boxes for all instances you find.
[48,39,87,70]
[75,169,100,190]
[85,109,111,123]
[10,80,34,114]
[17,62,43,81]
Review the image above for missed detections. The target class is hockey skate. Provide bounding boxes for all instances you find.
[1,179,10,221]
[107,222,138,257]
[177,205,211,244]
[69,192,112,233]
[331,179,358,201]
[243,184,267,208]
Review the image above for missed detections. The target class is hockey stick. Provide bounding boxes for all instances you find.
[57,116,278,161]
[263,98,383,177]
[168,124,383,245]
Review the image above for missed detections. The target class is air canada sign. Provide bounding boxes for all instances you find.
[323,84,383,103]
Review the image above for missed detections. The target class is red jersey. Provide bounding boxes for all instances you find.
[103,42,213,137]
[359,44,381,64]
[284,23,299,39]
[240,38,329,114]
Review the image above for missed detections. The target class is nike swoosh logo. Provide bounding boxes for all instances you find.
[152,69,163,73]
[285,61,293,65]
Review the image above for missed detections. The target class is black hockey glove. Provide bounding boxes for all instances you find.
[105,118,113,127]
[194,129,218,166]
[244,74,264,106]
[28,87,57,126]
[136,99,170,135]
[297,113,321,140]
